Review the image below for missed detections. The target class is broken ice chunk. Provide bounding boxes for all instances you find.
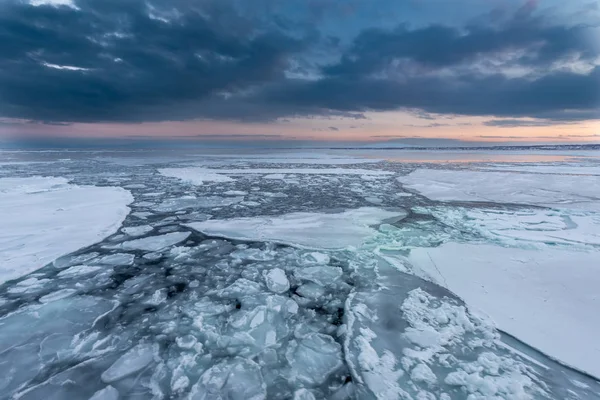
[300,252,330,265]
[154,196,243,212]
[295,283,326,300]
[101,343,156,383]
[113,232,191,252]
[227,304,290,351]
[57,265,102,278]
[264,268,290,293]
[146,289,168,306]
[176,335,198,350]
[213,278,263,299]
[89,385,119,400]
[230,248,275,261]
[294,266,342,286]
[410,363,437,386]
[121,225,153,237]
[39,289,77,303]
[286,333,343,386]
[293,388,316,400]
[95,253,135,266]
[188,357,266,400]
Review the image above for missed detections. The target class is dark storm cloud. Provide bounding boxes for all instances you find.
[323,21,594,76]
[263,67,600,121]
[0,0,310,122]
[0,0,598,124]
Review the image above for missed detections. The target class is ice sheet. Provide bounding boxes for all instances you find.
[427,207,600,248]
[187,152,382,164]
[398,169,600,211]
[482,164,600,175]
[111,232,191,252]
[0,177,132,284]
[159,168,235,185]
[159,167,393,186]
[408,243,600,378]
[186,207,405,250]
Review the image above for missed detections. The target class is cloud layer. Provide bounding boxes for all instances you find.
[0,0,598,124]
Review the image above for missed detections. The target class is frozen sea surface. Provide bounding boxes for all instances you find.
[0,177,133,284]
[0,148,599,399]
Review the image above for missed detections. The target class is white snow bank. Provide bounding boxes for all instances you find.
[408,243,600,378]
[0,177,132,284]
[186,207,405,250]
[398,169,600,211]
[159,167,393,186]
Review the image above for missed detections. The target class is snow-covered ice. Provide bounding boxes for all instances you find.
[159,167,235,185]
[408,243,600,378]
[101,343,157,383]
[159,167,393,186]
[186,207,405,250]
[154,195,243,212]
[482,164,600,175]
[121,225,153,237]
[110,231,191,251]
[263,268,290,293]
[0,177,132,284]
[1,150,600,400]
[398,169,600,211]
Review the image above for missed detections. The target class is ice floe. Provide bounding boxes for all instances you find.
[482,164,600,175]
[158,168,235,185]
[186,207,405,250]
[121,225,153,237]
[263,268,290,293]
[345,263,550,399]
[154,195,243,212]
[101,343,157,383]
[111,232,191,251]
[159,167,393,186]
[0,177,132,284]
[408,243,600,378]
[3,150,600,400]
[398,169,600,211]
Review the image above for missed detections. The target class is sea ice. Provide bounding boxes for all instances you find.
[101,343,157,383]
[159,167,393,186]
[294,266,342,286]
[426,207,600,248]
[482,164,600,175]
[286,333,343,386]
[344,263,548,399]
[88,386,119,400]
[188,152,382,164]
[154,195,243,211]
[188,358,266,400]
[263,268,290,293]
[0,177,132,284]
[57,264,102,278]
[159,167,235,185]
[39,288,78,303]
[94,253,136,266]
[398,169,600,211]
[186,207,405,250]
[121,225,153,237]
[408,243,600,378]
[111,232,191,252]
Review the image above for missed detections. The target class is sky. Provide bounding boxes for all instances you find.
[0,0,599,145]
